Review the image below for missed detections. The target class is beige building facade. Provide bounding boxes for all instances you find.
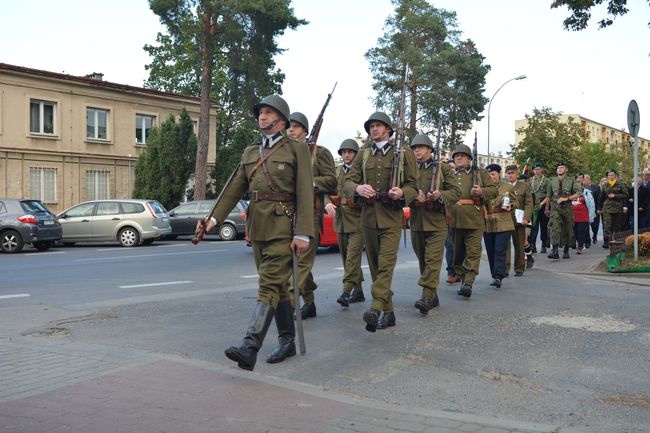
[0,63,217,214]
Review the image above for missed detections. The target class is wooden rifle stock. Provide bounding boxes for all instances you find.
[471,131,481,206]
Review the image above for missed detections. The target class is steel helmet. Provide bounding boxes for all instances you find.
[289,112,309,132]
[338,138,360,155]
[253,95,290,129]
[363,111,394,135]
[451,144,473,159]
[410,133,433,150]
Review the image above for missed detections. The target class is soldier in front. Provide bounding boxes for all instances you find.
[197,95,314,371]
[343,112,417,332]
[545,162,581,259]
[483,164,514,288]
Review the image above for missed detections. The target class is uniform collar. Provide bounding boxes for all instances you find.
[454,166,472,174]
[262,132,284,148]
[417,159,434,169]
[371,141,391,155]
[342,163,351,173]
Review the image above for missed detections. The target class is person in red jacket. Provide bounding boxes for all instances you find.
[572,191,590,254]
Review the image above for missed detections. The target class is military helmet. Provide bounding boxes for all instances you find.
[451,144,472,159]
[410,133,433,150]
[253,95,290,129]
[363,111,394,135]
[289,112,309,132]
[338,138,359,155]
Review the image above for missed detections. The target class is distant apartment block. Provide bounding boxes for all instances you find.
[0,63,218,214]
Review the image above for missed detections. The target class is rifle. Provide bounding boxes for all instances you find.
[291,215,306,355]
[429,117,443,210]
[471,131,481,206]
[307,82,337,155]
[393,65,409,247]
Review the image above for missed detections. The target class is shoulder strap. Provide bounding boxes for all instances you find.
[246,140,287,182]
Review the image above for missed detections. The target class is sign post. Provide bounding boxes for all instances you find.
[627,100,640,261]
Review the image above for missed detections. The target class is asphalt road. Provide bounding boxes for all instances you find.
[2,235,649,433]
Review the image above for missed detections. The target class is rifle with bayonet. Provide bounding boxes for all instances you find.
[307,82,337,155]
[428,117,444,212]
[471,131,482,207]
[383,64,408,212]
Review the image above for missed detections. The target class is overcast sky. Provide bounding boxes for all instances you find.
[2,0,648,159]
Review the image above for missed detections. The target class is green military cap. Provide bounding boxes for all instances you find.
[519,174,529,180]
[534,161,543,168]
[410,133,433,149]
[364,111,394,135]
[556,161,568,169]
[253,95,290,129]
[338,138,359,155]
[451,144,472,159]
[505,164,519,172]
[289,112,309,132]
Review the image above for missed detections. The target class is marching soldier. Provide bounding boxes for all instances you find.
[597,168,628,248]
[505,165,533,277]
[483,164,514,288]
[545,162,581,259]
[343,112,417,332]
[286,112,337,320]
[409,133,460,314]
[529,162,549,253]
[448,144,497,298]
[325,138,366,307]
[197,95,314,371]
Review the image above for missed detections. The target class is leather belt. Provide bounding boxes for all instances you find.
[250,191,295,202]
[457,199,476,205]
[341,198,361,209]
[490,208,510,214]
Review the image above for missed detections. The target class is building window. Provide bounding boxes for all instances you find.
[135,114,155,144]
[85,170,110,200]
[29,99,56,135]
[86,107,109,140]
[29,167,57,203]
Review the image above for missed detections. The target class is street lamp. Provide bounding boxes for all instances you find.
[487,74,526,164]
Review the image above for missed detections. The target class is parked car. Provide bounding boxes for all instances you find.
[0,198,62,253]
[57,199,171,247]
[167,200,248,241]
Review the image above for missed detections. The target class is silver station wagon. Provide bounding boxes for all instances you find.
[57,199,171,247]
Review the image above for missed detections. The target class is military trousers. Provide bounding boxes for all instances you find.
[337,230,364,293]
[411,229,447,300]
[445,227,456,276]
[362,226,402,313]
[252,238,293,308]
[548,204,575,247]
[530,208,550,249]
[510,225,527,274]
[483,231,511,280]
[452,227,484,286]
[602,212,625,242]
[290,222,320,304]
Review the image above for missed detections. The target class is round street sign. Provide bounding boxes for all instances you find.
[627,100,640,138]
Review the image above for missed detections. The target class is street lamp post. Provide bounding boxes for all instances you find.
[487,74,526,164]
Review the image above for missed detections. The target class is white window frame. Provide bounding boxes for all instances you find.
[29,167,57,203]
[85,170,110,200]
[135,113,156,145]
[29,99,57,135]
[85,106,111,142]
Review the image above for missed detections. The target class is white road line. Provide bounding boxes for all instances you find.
[0,294,31,300]
[240,275,258,279]
[119,281,193,289]
[76,249,225,262]
[25,251,65,256]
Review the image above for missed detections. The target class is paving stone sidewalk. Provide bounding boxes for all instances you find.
[0,337,584,433]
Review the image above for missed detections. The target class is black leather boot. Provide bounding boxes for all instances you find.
[377,311,396,329]
[414,295,439,314]
[547,245,560,259]
[266,302,296,364]
[562,246,570,259]
[300,302,316,319]
[225,303,274,371]
[348,290,365,303]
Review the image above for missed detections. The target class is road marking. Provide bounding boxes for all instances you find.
[240,275,258,279]
[76,249,225,262]
[119,281,193,289]
[25,251,65,256]
[0,294,31,300]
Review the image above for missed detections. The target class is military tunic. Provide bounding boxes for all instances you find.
[448,167,497,286]
[343,142,418,313]
[529,174,550,249]
[546,176,581,247]
[598,179,628,242]
[292,145,337,304]
[508,180,533,274]
[484,182,514,280]
[409,160,460,300]
[211,133,314,308]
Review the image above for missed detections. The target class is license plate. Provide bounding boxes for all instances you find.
[43,220,54,225]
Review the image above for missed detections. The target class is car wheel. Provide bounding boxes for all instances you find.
[142,239,154,245]
[118,227,140,247]
[165,235,178,240]
[218,223,236,241]
[33,240,53,251]
[1,230,24,253]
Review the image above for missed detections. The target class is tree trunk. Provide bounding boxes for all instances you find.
[194,12,215,200]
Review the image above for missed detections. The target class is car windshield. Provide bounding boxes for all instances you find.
[21,200,50,214]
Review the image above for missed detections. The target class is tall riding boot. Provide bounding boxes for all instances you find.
[562,245,570,259]
[547,245,560,259]
[267,302,296,364]
[225,303,274,371]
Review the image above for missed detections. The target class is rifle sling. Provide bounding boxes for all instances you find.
[247,140,288,192]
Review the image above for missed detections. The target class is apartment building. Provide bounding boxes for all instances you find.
[0,63,218,214]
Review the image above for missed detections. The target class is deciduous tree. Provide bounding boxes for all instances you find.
[551,0,650,31]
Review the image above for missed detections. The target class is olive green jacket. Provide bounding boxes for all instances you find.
[330,164,362,233]
[448,167,497,230]
[485,182,515,233]
[530,174,548,206]
[509,180,533,225]
[311,145,337,226]
[409,161,461,232]
[343,142,418,229]
[546,176,582,211]
[211,134,314,242]
[599,179,628,214]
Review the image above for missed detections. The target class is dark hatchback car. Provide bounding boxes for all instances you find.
[0,198,62,253]
[167,200,248,241]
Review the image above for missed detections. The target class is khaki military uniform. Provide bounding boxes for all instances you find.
[529,174,549,250]
[508,180,533,274]
[330,163,364,295]
[343,142,418,313]
[291,145,337,304]
[211,133,314,308]
[409,161,460,300]
[484,182,515,280]
[448,167,497,286]
[546,176,581,247]
[598,179,628,242]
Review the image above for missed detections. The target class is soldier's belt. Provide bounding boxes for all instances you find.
[328,195,342,206]
[490,208,510,214]
[456,199,476,205]
[250,191,295,202]
[341,198,361,209]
